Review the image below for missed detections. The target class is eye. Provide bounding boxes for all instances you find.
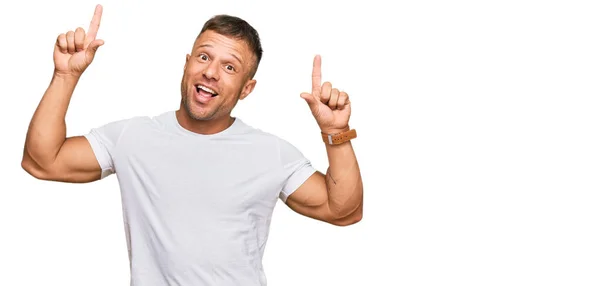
[225,65,235,72]
[199,54,209,61]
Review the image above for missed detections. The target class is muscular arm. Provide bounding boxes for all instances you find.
[21,73,101,183]
[22,5,105,183]
[284,55,363,226]
[285,140,363,226]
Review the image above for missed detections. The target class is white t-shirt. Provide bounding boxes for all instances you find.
[84,110,316,286]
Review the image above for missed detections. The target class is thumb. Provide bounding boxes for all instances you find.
[300,92,319,111]
[86,39,104,57]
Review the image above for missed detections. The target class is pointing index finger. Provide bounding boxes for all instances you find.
[312,55,322,96]
[87,4,103,42]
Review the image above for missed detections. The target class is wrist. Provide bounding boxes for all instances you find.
[53,70,81,82]
[321,126,356,145]
[320,126,349,135]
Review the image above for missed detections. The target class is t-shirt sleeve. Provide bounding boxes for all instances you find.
[277,138,317,202]
[83,118,131,179]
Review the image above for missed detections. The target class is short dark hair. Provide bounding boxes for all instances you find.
[198,14,263,78]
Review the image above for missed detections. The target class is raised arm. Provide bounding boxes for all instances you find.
[285,55,363,226]
[21,5,105,183]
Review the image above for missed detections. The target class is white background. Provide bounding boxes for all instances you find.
[1,0,600,285]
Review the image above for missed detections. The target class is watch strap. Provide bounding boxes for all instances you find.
[321,128,357,145]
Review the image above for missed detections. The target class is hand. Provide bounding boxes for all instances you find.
[53,4,104,78]
[300,55,351,134]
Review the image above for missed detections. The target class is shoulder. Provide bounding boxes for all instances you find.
[92,112,159,129]
[108,110,177,131]
[236,120,293,148]
[128,110,174,127]
[87,110,173,141]
[232,118,279,143]
[234,119,306,159]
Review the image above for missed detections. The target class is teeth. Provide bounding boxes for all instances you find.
[196,85,217,95]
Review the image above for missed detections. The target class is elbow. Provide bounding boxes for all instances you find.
[328,186,363,227]
[331,212,362,227]
[335,212,362,227]
[21,145,53,180]
[21,156,51,181]
[330,203,363,227]
[21,158,42,179]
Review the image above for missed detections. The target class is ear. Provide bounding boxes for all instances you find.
[184,54,190,71]
[239,79,257,100]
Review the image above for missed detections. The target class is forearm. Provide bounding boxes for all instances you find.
[23,73,80,168]
[324,141,363,219]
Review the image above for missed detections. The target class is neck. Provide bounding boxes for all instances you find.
[175,109,235,135]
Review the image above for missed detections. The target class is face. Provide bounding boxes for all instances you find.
[180,30,257,121]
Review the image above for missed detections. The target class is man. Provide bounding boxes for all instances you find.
[21,4,363,286]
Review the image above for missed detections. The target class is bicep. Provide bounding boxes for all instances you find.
[285,171,362,226]
[285,171,335,223]
[24,136,102,183]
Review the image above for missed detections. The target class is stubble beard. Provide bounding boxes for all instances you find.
[179,79,241,122]
[180,78,219,121]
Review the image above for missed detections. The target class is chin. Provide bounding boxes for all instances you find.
[182,96,215,121]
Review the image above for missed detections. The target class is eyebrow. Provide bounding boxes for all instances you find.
[197,44,243,65]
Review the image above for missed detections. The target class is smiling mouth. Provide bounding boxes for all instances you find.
[195,84,219,97]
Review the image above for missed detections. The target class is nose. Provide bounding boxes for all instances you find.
[203,60,220,81]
